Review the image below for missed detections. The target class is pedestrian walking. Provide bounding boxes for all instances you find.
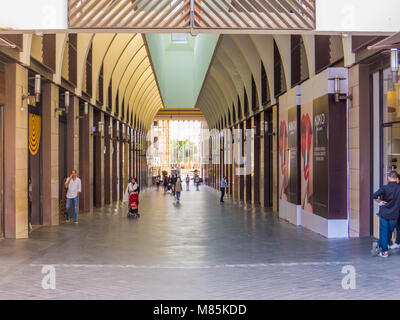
[172,175,177,196]
[195,175,200,191]
[185,174,190,191]
[372,171,400,258]
[123,177,140,218]
[65,169,82,224]
[156,175,160,190]
[175,177,183,202]
[220,176,228,203]
[163,177,167,192]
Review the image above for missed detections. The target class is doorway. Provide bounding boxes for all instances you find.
[58,108,67,220]
[246,119,252,203]
[253,114,261,205]
[264,109,273,208]
[0,64,4,237]
[93,109,102,208]
[104,115,111,205]
[28,74,43,230]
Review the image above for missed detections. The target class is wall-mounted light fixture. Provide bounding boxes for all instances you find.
[98,121,104,135]
[332,76,352,103]
[264,121,275,136]
[391,48,399,84]
[76,102,89,119]
[22,74,41,107]
[55,91,71,114]
[91,121,104,138]
[34,75,41,102]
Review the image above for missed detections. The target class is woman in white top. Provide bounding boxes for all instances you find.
[123,177,140,217]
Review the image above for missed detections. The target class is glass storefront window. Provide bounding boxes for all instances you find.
[383,68,400,124]
[382,124,400,184]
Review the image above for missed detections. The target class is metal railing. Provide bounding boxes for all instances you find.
[68,0,316,31]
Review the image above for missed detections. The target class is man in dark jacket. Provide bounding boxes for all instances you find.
[372,171,400,258]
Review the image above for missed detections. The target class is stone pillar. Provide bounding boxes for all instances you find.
[4,63,28,238]
[259,112,265,207]
[88,107,94,211]
[79,103,91,213]
[251,117,256,205]
[66,96,78,174]
[134,130,138,180]
[241,121,246,203]
[42,82,60,226]
[93,111,104,208]
[348,64,371,237]
[112,119,119,202]
[119,122,124,201]
[233,123,240,201]
[104,116,111,205]
[123,125,129,192]
[272,105,278,213]
[78,102,92,212]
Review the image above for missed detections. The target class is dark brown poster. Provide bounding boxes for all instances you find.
[313,96,329,218]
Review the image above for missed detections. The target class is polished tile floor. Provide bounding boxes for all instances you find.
[0,185,399,300]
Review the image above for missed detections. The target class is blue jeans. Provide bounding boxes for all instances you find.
[176,192,181,201]
[378,217,397,252]
[66,197,79,221]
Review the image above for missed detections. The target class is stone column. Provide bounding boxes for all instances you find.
[233,123,240,201]
[119,123,124,200]
[42,82,59,226]
[112,119,118,202]
[123,125,129,192]
[241,121,246,203]
[79,103,91,213]
[66,96,78,174]
[88,107,94,211]
[251,117,256,205]
[104,116,111,205]
[93,111,104,208]
[272,105,278,213]
[4,63,28,238]
[259,112,265,207]
[348,64,371,237]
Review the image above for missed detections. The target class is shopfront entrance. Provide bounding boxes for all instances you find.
[0,64,4,237]
[28,73,43,230]
[58,105,67,220]
[372,69,400,237]
[264,109,273,208]
[373,67,400,238]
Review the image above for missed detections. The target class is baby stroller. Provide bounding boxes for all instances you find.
[128,192,140,219]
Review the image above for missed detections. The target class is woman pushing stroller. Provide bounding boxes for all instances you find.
[123,177,140,218]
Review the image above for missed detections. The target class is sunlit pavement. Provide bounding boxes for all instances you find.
[0,185,399,300]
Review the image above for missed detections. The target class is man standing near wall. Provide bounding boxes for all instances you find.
[372,171,400,258]
[65,169,82,224]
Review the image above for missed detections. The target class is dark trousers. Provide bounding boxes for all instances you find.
[378,217,397,252]
[396,218,400,244]
[220,187,226,202]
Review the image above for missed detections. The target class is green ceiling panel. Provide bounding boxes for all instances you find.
[146,33,219,108]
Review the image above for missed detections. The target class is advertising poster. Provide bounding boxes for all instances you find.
[301,101,314,213]
[312,96,329,218]
[278,109,289,201]
[287,107,298,204]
